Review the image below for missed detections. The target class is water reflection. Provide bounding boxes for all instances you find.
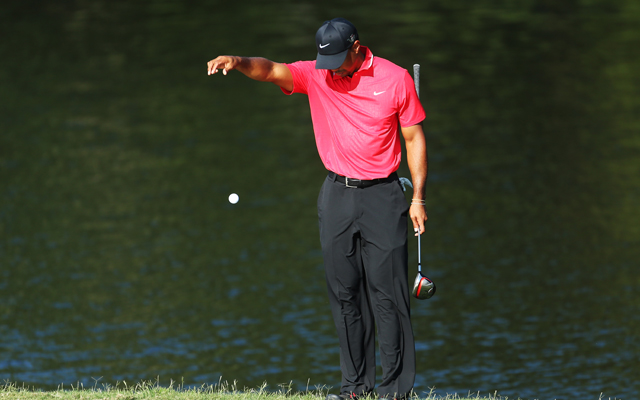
[1,1,639,399]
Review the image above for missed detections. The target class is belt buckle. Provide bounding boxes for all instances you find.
[345,177,359,188]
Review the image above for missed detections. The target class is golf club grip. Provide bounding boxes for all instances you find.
[413,64,420,98]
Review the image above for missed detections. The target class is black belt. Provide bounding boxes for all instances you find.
[328,171,398,188]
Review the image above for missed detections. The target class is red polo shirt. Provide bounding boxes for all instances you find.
[282,47,425,180]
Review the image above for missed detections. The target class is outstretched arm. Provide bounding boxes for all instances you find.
[401,123,428,235]
[207,56,293,92]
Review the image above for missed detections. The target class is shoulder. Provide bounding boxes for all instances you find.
[284,60,326,95]
[286,60,318,75]
[372,56,408,76]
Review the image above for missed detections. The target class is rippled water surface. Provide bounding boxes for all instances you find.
[1,1,639,399]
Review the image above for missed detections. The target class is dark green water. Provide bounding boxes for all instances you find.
[1,1,639,399]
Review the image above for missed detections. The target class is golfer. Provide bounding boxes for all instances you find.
[207,18,427,400]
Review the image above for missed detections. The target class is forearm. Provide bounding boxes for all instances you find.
[405,132,428,200]
[232,56,279,82]
[208,55,292,90]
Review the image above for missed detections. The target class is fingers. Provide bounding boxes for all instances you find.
[207,56,234,75]
[410,205,427,236]
[207,60,222,75]
[413,220,425,236]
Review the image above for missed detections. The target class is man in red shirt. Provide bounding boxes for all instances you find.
[208,18,427,400]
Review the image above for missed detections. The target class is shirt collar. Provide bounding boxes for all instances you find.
[359,46,374,71]
[331,46,374,80]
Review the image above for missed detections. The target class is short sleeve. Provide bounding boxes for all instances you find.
[397,70,426,127]
[281,61,315,96]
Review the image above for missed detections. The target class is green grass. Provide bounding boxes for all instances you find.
[0,380,525,400]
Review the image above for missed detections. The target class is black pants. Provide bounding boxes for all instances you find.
[318,173,415,399]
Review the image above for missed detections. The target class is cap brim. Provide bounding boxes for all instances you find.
[315,49,349,70]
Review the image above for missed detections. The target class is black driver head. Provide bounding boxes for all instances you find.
[412,271,436,300]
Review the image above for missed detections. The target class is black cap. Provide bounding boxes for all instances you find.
[315,18,359,70]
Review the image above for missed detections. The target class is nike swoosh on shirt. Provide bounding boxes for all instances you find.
[319,43,330,48]
[373,91,386,96]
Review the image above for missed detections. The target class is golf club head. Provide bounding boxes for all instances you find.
[412,271,436,300]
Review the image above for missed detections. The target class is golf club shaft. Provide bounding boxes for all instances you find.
[418,230,422,272]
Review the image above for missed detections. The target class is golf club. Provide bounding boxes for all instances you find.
[412,230,436,299]
[410,63,435,300]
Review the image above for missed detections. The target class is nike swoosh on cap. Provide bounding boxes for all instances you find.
[319,43,330,48]
[374,91,386,96]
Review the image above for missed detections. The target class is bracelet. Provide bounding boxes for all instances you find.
[411,199,426,206]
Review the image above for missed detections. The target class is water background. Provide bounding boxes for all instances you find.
[1,1,639,399]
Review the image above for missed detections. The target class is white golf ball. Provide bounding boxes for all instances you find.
[228,193,239,204]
